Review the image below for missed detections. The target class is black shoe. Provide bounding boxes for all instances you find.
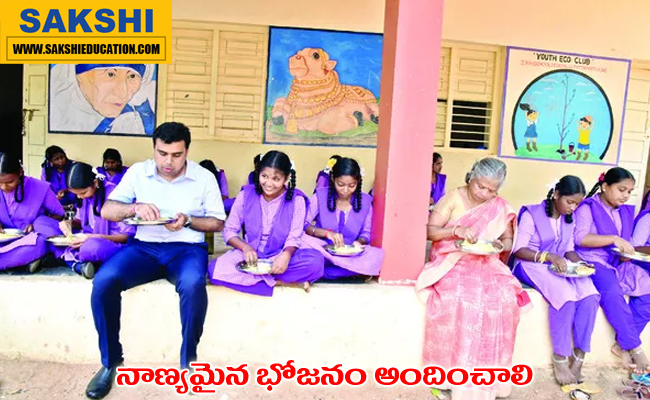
[85,365,120,399]
[81,262,96,279]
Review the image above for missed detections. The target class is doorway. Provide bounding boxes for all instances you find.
[0,64,24,159]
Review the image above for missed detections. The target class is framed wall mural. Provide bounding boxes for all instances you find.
[49,64,158,136]
[499,47,631,164]
[264,27,383,147]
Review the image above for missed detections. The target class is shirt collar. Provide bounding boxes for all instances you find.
[144,159,197,182]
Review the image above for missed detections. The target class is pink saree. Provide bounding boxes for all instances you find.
[415,194,531,399]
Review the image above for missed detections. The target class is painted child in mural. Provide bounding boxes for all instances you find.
[313,155,341,194]
[271,48,379,135]
[303,157,384,279]
[573,168,650,374]
[96,148,129,186]
[519,103,539,152]
[57,163,135,279]
[575,115,594,161]
[511,176,599,386]
[0,152,65,273]
[208,150,324,296]
[40,145,77,207]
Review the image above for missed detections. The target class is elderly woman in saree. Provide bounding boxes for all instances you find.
[415,157,531,400]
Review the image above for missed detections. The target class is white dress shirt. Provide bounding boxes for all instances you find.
[109,159,226,243]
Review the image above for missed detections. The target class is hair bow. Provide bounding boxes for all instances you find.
[91,166,106,181]
[324,157,338,174]
[546,178,559,192]
[290,159,296,171]
[360,167,365,177]
[598,172,606,182]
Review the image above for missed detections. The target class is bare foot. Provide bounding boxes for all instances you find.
[630,347,650,374]
[570,349,585,382]
[612,343,640,372]
[495,382,512,398]
[276,281,311,293]
[552,355,577,386]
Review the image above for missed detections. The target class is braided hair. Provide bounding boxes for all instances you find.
[544,175,585,223]
[41,145,71,182]
[67,162,105,216]
[254,150,296,201]
[586,167,635,198]
[327,157,363,213]
[0,152,25,203]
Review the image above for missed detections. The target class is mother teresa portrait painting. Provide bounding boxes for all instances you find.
[49,64,158,136]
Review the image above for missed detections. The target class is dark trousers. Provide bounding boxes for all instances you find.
[91,239,208,368]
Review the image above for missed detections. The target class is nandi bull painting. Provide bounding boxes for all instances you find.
[265,27,382,147]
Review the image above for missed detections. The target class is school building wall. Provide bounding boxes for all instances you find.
[32,0,650,210]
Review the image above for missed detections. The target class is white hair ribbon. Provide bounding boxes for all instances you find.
[546,178,560,192]
[92,166,106,181]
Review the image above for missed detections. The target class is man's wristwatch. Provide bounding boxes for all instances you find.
[184,215,193,228]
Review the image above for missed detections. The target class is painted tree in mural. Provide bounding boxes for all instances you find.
[556,74,576,152]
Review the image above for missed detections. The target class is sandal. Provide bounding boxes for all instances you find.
[632,374,650,385]
[570,389,591,400]
[617,385,650,399]
[624,379,649,389]
[561,382,602,394]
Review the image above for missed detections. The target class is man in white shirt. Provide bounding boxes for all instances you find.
[85,122,226,399]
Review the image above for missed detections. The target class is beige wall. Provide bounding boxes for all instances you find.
[41,0,650,209]
[170,0,650,60]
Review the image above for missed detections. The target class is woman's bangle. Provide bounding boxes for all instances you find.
[131,203,138,217]
[540,251,549,263]
[533,251,540,263]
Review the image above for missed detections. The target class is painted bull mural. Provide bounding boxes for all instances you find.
[271,48,380,135]
[264,27,383,147]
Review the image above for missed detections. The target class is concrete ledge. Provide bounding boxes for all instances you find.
[0,275,640,369]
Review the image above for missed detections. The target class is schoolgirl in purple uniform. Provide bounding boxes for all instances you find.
[58,163,135,279]
[573,167,650,373]
[303,157,384,279]
[208,150,324,296]
[512,176,598,385]
[0,152,65,272]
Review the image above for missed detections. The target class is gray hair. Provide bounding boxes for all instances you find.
[464,158,507,188]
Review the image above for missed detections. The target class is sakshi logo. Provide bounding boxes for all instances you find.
[19,9,155,33]
[0,0,172,63]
